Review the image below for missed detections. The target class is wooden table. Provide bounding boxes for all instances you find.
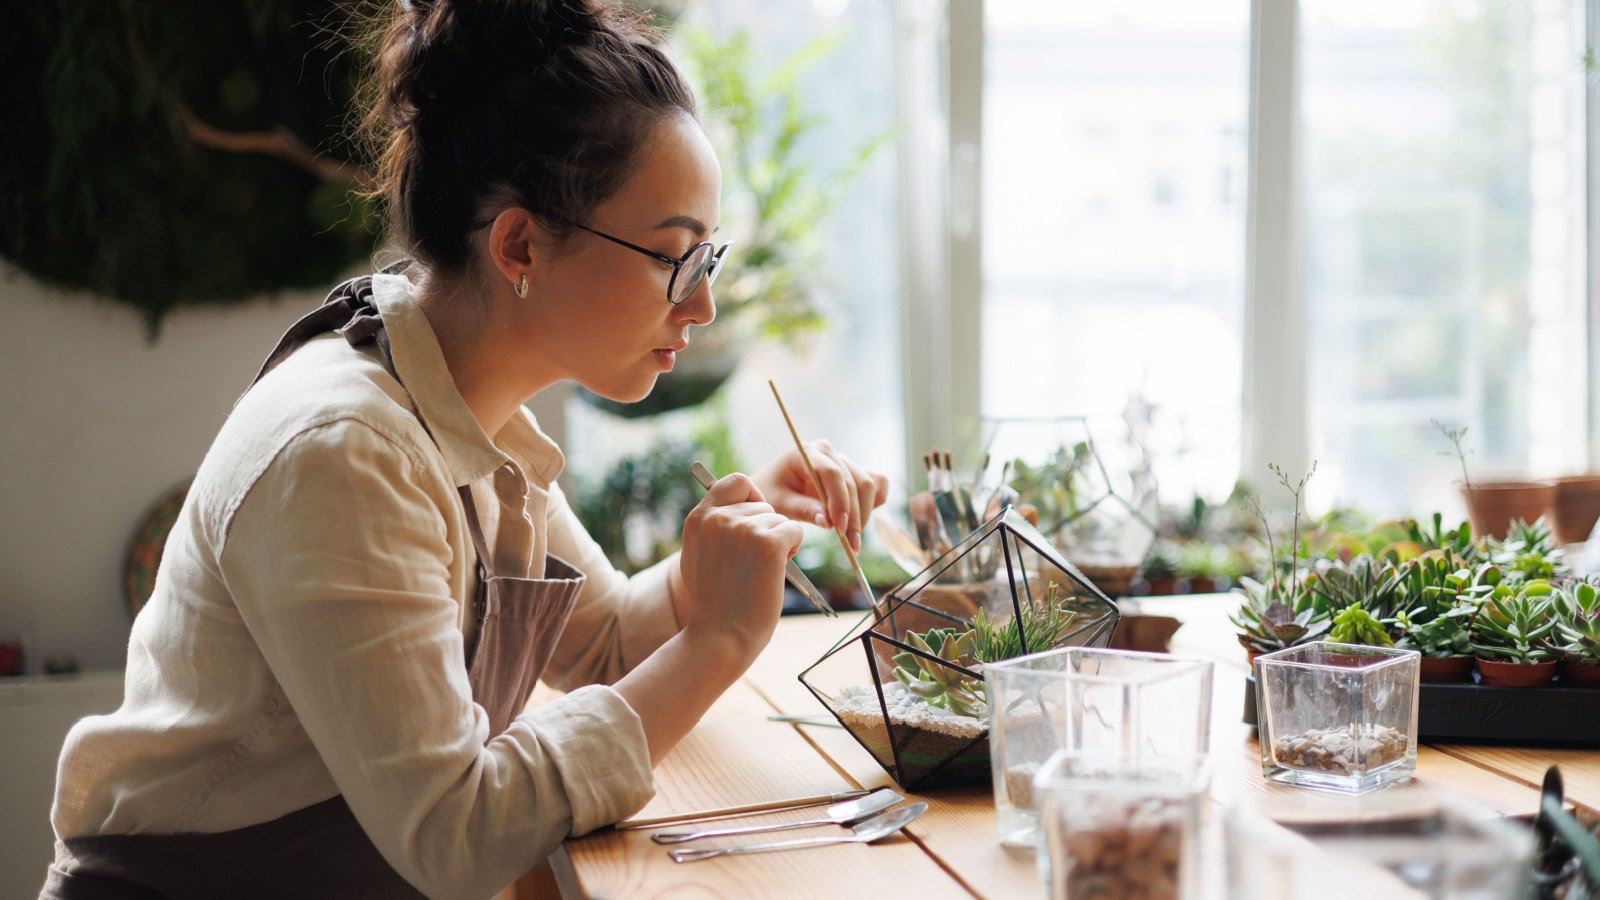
[550,595,1600,898]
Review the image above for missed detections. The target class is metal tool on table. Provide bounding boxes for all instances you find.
[651,788,903,844]
[689,461,836,617]
[765,714,844,728]
[667,802,929,863]
[615,789,869,830]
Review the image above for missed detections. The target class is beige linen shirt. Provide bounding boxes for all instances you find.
[52,272,682,899]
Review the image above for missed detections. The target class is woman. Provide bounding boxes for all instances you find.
[43,2,887,897]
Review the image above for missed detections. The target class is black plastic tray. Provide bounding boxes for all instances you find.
[1241,673,1600,747]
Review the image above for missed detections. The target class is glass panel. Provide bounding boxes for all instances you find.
[1301,0,1588,515]
[982,2,1251,506]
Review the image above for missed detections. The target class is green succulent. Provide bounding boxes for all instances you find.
[1554,581,1600,662]
[1230,575,1331,655]
[966,584,1080,664]
[1469,581,1559,664]
[1389,553,1487,658]
[891,627,984,716]
[1490,517,1567,584]
[1309,554,1406,621]
[1329,603,1394,647]
[1405,513,1480,563]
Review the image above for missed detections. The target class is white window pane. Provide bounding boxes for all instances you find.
[982,2,1249,503]
[1301,0,1587,516]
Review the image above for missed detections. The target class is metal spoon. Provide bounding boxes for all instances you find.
[652,788,903,844]
[667,802,927,863]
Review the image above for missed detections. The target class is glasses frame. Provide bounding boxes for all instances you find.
[566,222,730,306]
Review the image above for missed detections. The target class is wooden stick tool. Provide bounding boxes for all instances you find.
[767,380,880,613]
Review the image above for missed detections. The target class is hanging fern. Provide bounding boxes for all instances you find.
[0,1,378,340]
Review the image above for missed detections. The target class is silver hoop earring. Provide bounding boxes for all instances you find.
[514,273,529,299]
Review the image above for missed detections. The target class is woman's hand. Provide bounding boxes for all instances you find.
[751,440,890,553]
[676,472,805,660]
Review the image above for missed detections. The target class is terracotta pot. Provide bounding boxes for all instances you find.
[1419,655,1474,683]
[1186,577,1217,595]
[1558,658,1600,687]
[1107,614,1183,653]
[1145,575,1178,596]
[1474,657,1557,688]
[1459,481,1557,541]
[1552,475,1600,545]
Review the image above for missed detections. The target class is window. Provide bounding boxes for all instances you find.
[980,2,1250,505]
[969,0,1592,518]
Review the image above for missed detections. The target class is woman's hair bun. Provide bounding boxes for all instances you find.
[360,0,697,272]
[380,0,634,127]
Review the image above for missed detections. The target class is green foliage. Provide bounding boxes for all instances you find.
[677,27,890,347]
[572,439,701,574]
[967,583,1079,664]
[1469,581,1559,664]
[1390,553,1495,658]
[1007,442,1093,536]
[0,1,377,338]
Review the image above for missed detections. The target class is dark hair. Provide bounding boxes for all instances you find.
[362,0,697,272]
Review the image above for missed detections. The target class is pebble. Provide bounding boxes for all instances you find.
[831,683,988,739]
[1055,796,1185,900]
[1273,725,1408,775]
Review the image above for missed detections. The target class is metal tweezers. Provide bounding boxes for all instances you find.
[689,461,837,617]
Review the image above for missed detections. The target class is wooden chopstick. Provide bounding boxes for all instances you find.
[614,789,870,830]
[767,380,878,610]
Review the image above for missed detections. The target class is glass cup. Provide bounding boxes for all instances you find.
[1035,750,1210,900]
[1255,641,1420,793]
[985,647,1213,847]
[1224,789,1533,899]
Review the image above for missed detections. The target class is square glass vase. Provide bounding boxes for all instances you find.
[1255,642,1421,794]
[1035,750,1211,900]
[797,506,1120,791]
[985,647,1214,848]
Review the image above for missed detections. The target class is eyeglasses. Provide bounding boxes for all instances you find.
[473,214,731,305]
[566,222,731,306]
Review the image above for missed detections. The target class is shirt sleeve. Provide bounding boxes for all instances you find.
[219,418,654,899]
[540,480,683,691]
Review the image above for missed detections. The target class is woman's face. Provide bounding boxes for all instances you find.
[520,113,722,403]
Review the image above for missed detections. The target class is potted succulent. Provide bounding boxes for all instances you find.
[1138,540,1180,596]
[1489,517,1568,584]
[1553,581,1600,687]
[1391,554,1495,682]
[1176,540,1232,594]
[1230,574,1329,663]
[1469,581,1560,688]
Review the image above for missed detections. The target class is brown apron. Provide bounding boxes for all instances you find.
[42,269,585,899]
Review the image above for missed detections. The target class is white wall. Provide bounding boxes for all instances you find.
[0,270,318,674]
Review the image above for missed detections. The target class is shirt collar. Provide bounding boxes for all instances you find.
[370,272,509,487]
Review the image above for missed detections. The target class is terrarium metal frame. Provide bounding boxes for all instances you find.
[799,506,1121,791]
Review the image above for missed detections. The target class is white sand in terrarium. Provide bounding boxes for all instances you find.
[831,683,988,740]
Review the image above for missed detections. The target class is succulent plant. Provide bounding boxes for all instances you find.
[1469,581,1559,664]
[1389,553,1489,658]
[891,627,985,716]
[1230,575,1330,655]
[966,583,1079,664]
[1491,517,1567,584]
[1329,603,1394,647]
[1554,581,1600,662]
[1405,512,1480,564]
[1309,554,1406,622]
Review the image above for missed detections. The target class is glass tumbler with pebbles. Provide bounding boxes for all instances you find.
[1255,642,1420,794]
[985,647,1213,848]
[1035,751,1209,900]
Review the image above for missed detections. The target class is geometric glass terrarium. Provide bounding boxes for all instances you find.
[987,415,1161,598]
[799,506,1120,790]
[1255,642,1421,794]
